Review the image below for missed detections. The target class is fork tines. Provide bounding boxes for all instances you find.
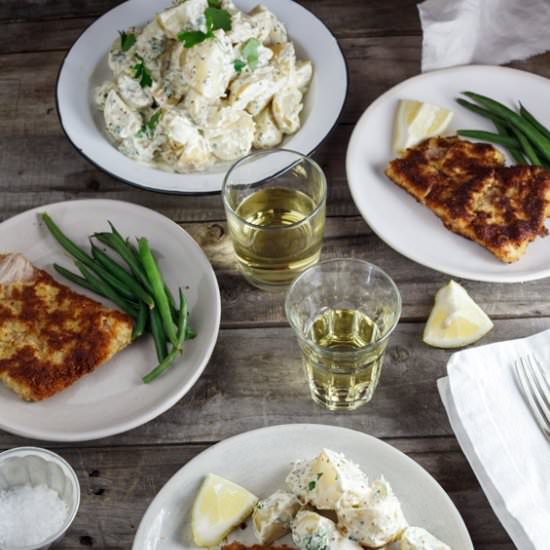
[513,355,550,440]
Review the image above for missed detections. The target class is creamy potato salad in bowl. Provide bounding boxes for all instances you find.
[57,0,348,193]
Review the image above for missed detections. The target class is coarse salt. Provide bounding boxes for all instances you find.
[0,484,68,548]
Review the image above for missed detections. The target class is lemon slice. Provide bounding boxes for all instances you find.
[423,281,493,348]
[393,99,453,154]
[192,473,258,547]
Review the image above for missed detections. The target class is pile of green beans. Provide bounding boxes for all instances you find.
[42,213,194,383]
[455,92,550,169]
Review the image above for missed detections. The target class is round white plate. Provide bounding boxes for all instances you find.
[347,65,550,283]
[133,424,473,549]
[57,0,348,195]
[0,200,220,441]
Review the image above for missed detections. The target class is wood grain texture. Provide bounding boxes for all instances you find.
[2,0,549,548]
[0,439,511,549]
[1,316,548,451]
[0,0,422,36]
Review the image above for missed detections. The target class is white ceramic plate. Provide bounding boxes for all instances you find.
[0,200,220,441]
[133,424,473,549]
[57,0,348,195]
[347,65,550,283]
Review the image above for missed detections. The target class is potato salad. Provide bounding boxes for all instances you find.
[251,449,452,549]
[94,0,313,173]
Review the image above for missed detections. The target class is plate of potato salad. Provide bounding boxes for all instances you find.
[133,424,473,549]
[57,0,348,193]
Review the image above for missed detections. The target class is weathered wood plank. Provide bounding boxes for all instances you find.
[2,210,549,320]
[2,439,511,549]
[0,0,422,38]
[1,40,550,224]
[189,216,550,321]
[0,317,548,449]
[0,125,357,221]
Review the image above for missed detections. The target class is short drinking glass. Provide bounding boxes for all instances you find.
[285,259,401,411]
[222,149,326,290]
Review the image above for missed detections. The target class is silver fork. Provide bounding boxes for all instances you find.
[513,355,550,440]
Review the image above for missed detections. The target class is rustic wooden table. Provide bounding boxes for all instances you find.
[2,1,550,548]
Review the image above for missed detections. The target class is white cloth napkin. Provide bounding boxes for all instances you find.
[438,328,550,550]
[418,0,550,72]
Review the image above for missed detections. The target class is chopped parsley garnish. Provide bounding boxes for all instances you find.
[308,480,316,491]
[317,472,323,480]
[205,6,232,32]
[233,38,260,72]
[233,59,246,72]
[137,110,162,139]
[132,54,153,88]
[119,30,136,52]
[207,0,222,7]
[177,5,232,48]
[177,30,209,48]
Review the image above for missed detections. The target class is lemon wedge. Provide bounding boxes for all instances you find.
[423,281,493,348]
[192,473,258,547]
[393,99,453,154]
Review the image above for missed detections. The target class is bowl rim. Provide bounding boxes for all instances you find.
[0,446,81,550]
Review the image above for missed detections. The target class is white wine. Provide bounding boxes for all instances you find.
[301,308,387,410]
[227,187,325,289]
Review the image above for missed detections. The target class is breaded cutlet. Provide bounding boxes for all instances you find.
[385,136,550,263]
[0,253,133,401]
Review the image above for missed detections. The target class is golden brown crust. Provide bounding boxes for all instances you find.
[0,262,133,401]
[384,137,550,263]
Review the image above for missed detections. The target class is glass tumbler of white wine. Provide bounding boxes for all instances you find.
[222,149,326,290]
[285,258,401,411]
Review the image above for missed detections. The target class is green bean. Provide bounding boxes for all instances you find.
[519,102,550,141]
[138,238,178,347]
[133,301,147,340]
[94,232,152,291]
[75,261,138,318]
[91,244,154,307]
[463,92,550,162]
[509,126,542,166]
[492,122,527,165]
[456,98,507,126]
[143,289,187,383]
[127,241,179,319]
[456,129,521,149]
[42,213,96,269]
[41,213,143,303]
[90,260,136,300]
[54,264,105,296]
[108,221,124,240]
[149,307,168,362]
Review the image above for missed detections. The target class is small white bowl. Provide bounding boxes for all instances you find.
[0,447,80,550]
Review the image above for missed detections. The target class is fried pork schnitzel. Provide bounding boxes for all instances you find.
[0,253,133,401]
[385,136,550,263]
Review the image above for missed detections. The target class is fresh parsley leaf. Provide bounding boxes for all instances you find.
[233,38,260,73]
[308,481,316,491]
[177,30,209,48]
[233,59,246,73]
[176,5,231,49]
[132,54,153,88]
[137,110,162,139]
[205,6,232,33]
[241,37,259,70]
[119,30,136,52]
